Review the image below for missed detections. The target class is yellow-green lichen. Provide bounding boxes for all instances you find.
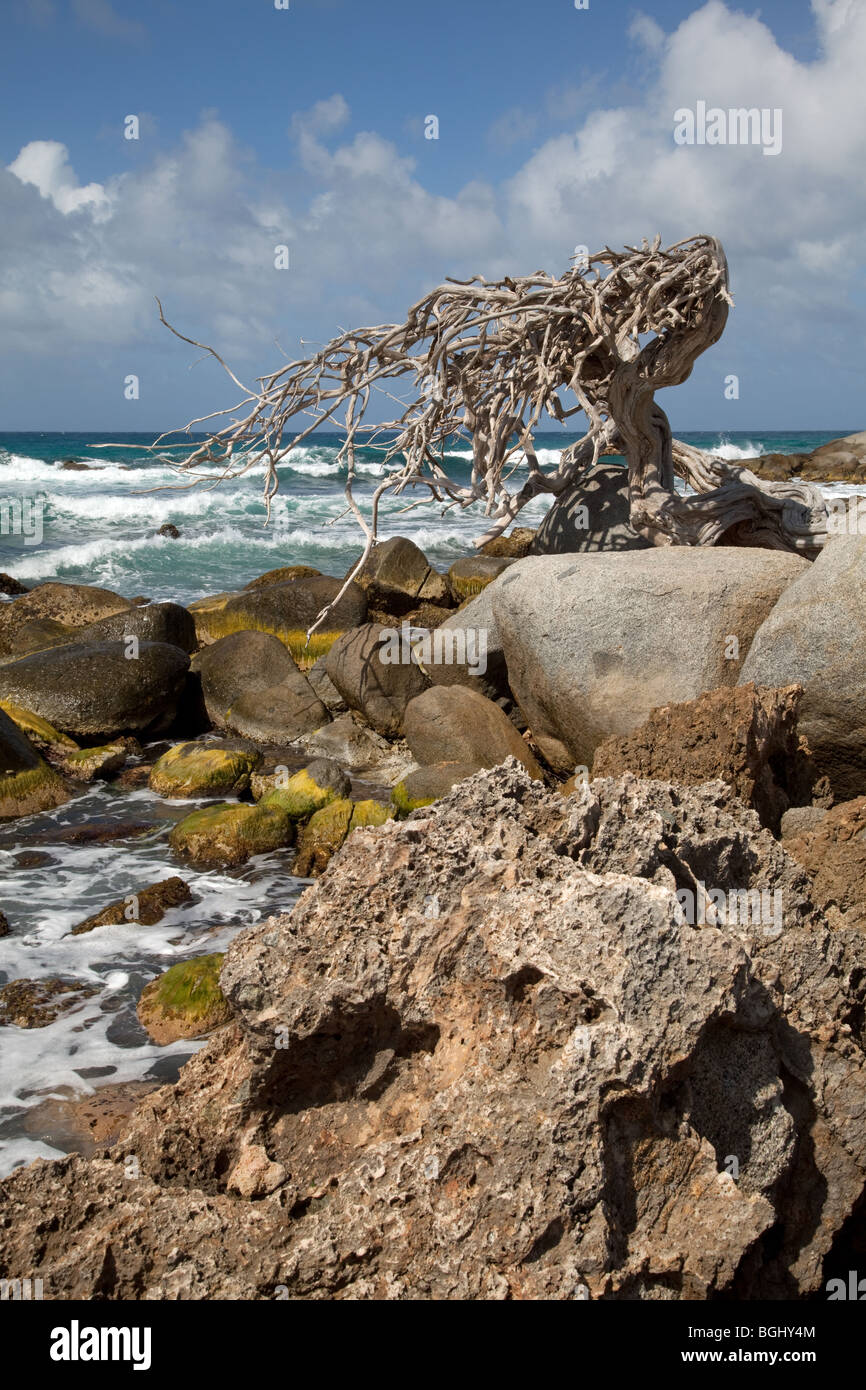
[256,766,340,819]
[150,743,261,799]
[137,953,231,1042]
[0,700,78,751]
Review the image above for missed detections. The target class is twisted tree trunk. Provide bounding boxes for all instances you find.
[133,234,829,632]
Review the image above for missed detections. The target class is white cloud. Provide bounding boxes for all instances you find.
[6,141,110,216]
[628,12,665,53]
[1,0,864,421]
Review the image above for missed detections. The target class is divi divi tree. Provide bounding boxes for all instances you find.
[146,234,828,626]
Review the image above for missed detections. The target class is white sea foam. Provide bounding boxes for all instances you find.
[0,781,304,1175]
[707,439,766,461]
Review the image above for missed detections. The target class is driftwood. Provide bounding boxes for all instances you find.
[136,234,828,632]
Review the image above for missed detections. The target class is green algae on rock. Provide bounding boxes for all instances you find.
[169,798,294,866]
[392,761,482,815]
[58,741,130,782]
[447,555,515,601]
[0,699,78,753]
[136,954,231,1044]
[254,759,350,818]
[0,706,71,820]
[150,741,262,799]
[293,796,394,876]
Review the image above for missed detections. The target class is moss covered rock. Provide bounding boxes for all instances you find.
[187,592,239,646]
[0,706,71,820]
[198,577,368,669]
[150,741,262,799]
[0,699,78,753]
[136,954,231,1043]
[447,555,515,601]
[392,761,482,814]
[169,798,294,866]
[293,796,394,876]
[254,759,350,817]
[59,741,130,782]
[480,527,536,558]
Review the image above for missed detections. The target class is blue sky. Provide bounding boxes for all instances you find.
[1,0,864,431]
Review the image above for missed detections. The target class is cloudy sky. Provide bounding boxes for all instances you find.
[1,0,864,432]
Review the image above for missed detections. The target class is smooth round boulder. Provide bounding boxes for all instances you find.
[493,549,808,772]
[79,602,197,654]
[225,678,330,744]
[402,686,544,779]
[739,534,866,800]
[192,630,297,728]
[324,623,428,736]
[0,641,190,738]
[244,565,322,590]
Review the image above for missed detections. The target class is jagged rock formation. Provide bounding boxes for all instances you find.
[0,763,863,1300]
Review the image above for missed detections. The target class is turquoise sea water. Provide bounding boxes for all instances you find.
[0,429,855,600]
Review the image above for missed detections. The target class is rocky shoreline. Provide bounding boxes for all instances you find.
[1,456,866,1299]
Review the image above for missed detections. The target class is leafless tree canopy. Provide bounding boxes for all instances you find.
[143,234,828,605]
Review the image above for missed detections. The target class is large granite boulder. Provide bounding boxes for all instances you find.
[492,549,807,772]
[0,641,189,739]
[739,534,866,800]
[530,462,652,554]
[79,602,197,654]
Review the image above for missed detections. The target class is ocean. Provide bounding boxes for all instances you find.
[0,426,857,1176]
[0,430,856,601]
